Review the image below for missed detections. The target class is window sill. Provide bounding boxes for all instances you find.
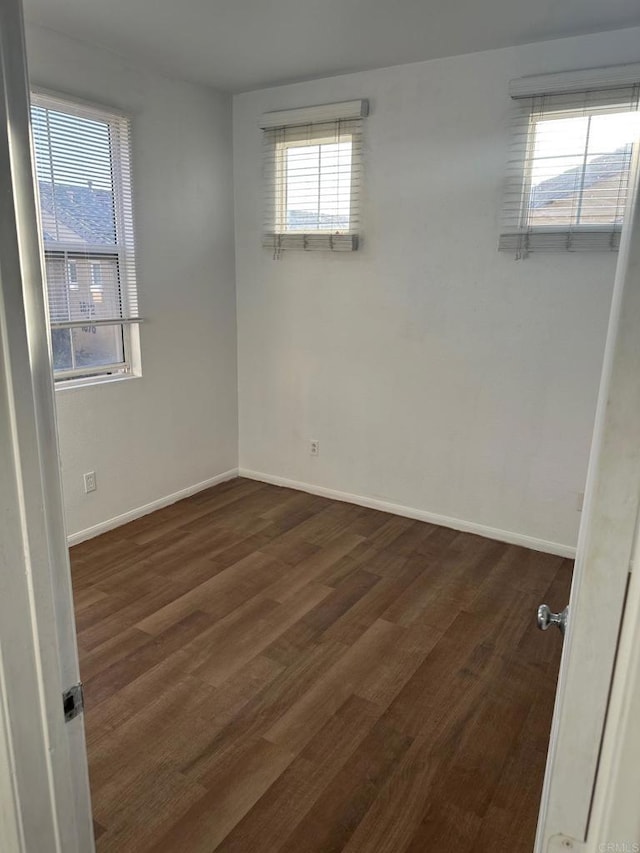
[54,372,142,392]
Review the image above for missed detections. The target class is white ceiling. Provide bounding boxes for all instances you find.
[24,0,640,93]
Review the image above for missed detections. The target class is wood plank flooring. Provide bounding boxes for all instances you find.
[70,477,572,852]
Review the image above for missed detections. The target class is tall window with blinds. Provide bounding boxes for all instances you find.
[499,84,640,257]
[261,100,367,255]
[31,92,140,381]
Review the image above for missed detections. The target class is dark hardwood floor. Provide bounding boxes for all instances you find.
[70,477,572,852]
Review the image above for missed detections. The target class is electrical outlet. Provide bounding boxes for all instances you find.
[83,471,97,494]
[310,440,320,456]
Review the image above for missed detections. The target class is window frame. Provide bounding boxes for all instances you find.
[518,101,637,236]
[30,89,141,385]
[274,128,357,237]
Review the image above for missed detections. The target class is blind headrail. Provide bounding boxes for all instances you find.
[260,99,368,130]
[509,63,640,99]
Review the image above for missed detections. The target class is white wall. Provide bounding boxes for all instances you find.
[233,26,640,552]
[25,25,238,540]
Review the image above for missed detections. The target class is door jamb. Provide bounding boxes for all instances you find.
[0,0,94,849]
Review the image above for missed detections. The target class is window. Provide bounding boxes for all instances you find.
[31,92,140,382]
[67,260,78,287]
[500,84,640,257]
[261,100,367,255]
[281,135,354,233]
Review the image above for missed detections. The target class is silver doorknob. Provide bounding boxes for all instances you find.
[537,604,569,636]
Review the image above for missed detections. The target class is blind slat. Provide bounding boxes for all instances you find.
[50,318,143,329]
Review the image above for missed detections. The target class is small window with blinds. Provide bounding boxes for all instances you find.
[31,91,140,382]
[261,100,367,255]
[500,84,640,257]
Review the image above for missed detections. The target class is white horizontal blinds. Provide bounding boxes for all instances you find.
[30,92,139,376]
[262,101,366,255]
[500,84,640,257]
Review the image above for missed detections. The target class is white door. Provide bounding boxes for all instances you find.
[535,152,640,851]
[0,0,94,850]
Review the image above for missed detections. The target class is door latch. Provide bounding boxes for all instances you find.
[62,682,84,722]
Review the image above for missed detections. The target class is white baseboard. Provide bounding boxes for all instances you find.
[66,468,239,546]
[67,464,577,558]
[238,468,576,559]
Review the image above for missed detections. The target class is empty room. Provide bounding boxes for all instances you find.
[2,0,640,851]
